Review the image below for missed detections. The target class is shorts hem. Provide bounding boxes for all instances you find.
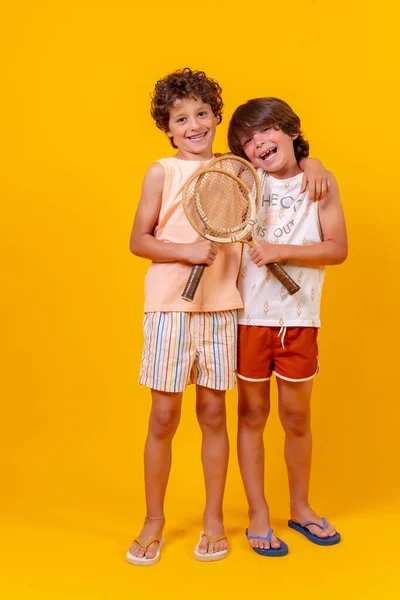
[139,379,235,392]
[139,379,186,393]
[196,380,236,391]
[274,363,319,383]
[236,372,271,382]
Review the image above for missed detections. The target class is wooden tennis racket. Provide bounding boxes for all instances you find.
[181,155,300,301]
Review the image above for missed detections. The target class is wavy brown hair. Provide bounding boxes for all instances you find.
[150,68,223,148]
[228,97,309,162]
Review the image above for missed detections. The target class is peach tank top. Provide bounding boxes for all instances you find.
[144,157,243,313]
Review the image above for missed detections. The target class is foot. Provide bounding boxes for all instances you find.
[290,506,337,539]
[128,517,165,560]
[247,506,282,551]
[197,514,228,555]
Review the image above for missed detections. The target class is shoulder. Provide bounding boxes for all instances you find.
[143,161,165,188]
[319,171,340,209]
[146,161,166,177]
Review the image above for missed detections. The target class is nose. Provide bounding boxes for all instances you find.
[254,133,265,148]
[188,116,201,131]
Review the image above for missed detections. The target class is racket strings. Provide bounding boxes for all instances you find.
[185,170,253,239]
[206,157,258,200]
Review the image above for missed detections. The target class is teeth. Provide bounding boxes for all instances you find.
[261,148,276,159]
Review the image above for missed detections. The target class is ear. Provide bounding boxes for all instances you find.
[167,131,173,138]
[291,133,299,141]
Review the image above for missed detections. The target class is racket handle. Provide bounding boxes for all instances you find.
[181,264,206,302]
[267,263,300,295]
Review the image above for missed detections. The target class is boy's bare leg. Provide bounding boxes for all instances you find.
[277,377,337,538]
[195,385,229,555]
[237,378,282,550]
[129,389,182,559]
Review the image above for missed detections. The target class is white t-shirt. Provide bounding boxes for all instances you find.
[238,171,325,327]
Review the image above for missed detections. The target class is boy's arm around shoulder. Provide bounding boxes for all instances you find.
[316,174,348,263]
[249,174,348,268]
[129,162,218,266]
[282,173,348,266]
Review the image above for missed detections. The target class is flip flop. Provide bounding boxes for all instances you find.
[288,518,341,545]
[194,531,228,562]
[245,528,289,557]
[126,537,165,566]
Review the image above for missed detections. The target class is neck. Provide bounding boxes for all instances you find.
[174,148,214,161]
[268,160,301,179]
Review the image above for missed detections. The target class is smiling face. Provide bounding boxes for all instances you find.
[167,97,217,160]
[228,98,309,177]
[241,126,301,179]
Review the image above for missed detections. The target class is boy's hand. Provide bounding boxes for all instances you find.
[299,158,332,202]
[249,242,283,267]
[182,239,218,266]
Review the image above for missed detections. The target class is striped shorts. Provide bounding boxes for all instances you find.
[139,311,238,393]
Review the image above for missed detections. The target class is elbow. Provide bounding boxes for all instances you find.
[129,231,142,256]
[130,241,144,258]
[129,238,137,255]
[333,245,348,265]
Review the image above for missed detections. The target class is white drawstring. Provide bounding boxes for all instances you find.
[278,326,286,349]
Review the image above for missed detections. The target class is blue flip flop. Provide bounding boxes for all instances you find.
[245,528,289,557]
[288,518,341,546]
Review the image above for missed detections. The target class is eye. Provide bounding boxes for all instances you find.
[262,127,271,133]
[242,138,252,147]
[177,117,186,123]
[198,110,208,117]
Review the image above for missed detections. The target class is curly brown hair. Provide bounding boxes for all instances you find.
[228,97,309,163]
[150,67,223,148]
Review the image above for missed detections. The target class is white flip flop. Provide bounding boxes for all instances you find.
[126,537,164,566]
[194,531,228,562]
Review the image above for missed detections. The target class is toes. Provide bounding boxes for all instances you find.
[145,541,159,559]
[130,539,159,559]
[199,538,209,554]
[270,533,280,549]
[310,526,328,538]
[327,525,337,537]
[317,528,329,538]
[250,538,274,550]
[200,536,227,554]
[261,540,270,550]
[129,543,142,558]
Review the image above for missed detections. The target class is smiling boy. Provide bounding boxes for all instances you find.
[228,97,347,555]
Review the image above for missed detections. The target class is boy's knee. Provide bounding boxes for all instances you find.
[238,401,269,430]
[150,407,180,438]
[197,404,225,431]
[280,409,309,437]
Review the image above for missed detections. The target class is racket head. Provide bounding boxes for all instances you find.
[207,154,261,209]
[182,156,260,243]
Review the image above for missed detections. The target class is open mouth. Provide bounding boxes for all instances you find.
[260,147,277,160]
[187,132,207,141]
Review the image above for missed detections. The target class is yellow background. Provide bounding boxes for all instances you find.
[2,1,399,598]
